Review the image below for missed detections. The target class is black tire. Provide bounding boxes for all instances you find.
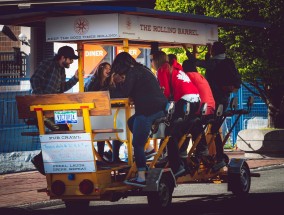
[229,163,251,197]
[147,177,174,208]
[64,200,90,212]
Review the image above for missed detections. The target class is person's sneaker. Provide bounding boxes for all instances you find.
[174,165,186,178]
[157,155,168,162]
[145,149,157,159]
[195,148,209,158]
[44,118,60,131]
[124,178,146,187]
[100,157,112,164]
[103,151,113,162]
[179,150,188,159]
[212,160,227,172]
[31,153,45,175]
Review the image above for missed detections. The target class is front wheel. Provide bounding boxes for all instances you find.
[147,178,174,208]
[229,163,251,197]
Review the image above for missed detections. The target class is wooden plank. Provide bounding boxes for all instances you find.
[92,128,124,133]
[21,130,86,136]
[21,128,124,136]
[16,91,111,119]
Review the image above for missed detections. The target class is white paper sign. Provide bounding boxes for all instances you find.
[40,133,95,173]
[46,14,119,42]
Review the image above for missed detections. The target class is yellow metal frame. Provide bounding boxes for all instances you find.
[27,92,225,201]
[30,103,95,135]
[110,99,133,165]
[14,11,250,204]
[28,36,229,201]
[77,42,84,93]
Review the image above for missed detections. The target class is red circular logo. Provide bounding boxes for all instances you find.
[74,17,89,35]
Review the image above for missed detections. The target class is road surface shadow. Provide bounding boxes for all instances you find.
[0,192,283,215]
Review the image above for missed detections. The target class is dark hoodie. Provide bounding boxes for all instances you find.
[110,63,168,115]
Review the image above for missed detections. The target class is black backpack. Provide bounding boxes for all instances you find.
[213,58,241,90]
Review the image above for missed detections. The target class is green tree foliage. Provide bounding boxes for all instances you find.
[155,0,189,13]
[155,0,284,128]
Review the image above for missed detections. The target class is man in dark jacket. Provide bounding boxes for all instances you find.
[31,46,79,95]
[30,46,79,175]
[185,42,241,171]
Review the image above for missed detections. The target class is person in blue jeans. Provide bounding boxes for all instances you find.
[110,52,168,187]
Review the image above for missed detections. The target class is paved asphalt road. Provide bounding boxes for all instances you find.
[1,167,284,215]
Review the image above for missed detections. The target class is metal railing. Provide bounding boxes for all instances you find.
[0,51,27,85]
[0,80,268,152]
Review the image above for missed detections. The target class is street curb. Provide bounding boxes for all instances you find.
[14,199,64,210]
[250,163,284,172]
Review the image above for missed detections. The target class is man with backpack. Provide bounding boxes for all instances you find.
[201,42,241,110]
[185,41,241,171]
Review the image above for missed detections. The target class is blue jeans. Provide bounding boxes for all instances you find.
[128,111,165,171]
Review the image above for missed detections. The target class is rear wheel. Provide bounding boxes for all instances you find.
[229,164,251,197]
[147,177,174,208]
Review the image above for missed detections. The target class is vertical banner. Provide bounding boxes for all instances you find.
[83,44,107,77]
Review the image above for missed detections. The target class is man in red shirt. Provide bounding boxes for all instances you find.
[182,59,215,115]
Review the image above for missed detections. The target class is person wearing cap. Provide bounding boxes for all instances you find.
[30,45,79,175]
[30,45,79,94]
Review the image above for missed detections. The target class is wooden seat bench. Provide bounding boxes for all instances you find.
[16,91,112,119]
[15,91,126,136]
[21,128,124,136]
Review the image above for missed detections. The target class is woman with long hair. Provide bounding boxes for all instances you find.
[85,62,123,163]
[84,62,113,92]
